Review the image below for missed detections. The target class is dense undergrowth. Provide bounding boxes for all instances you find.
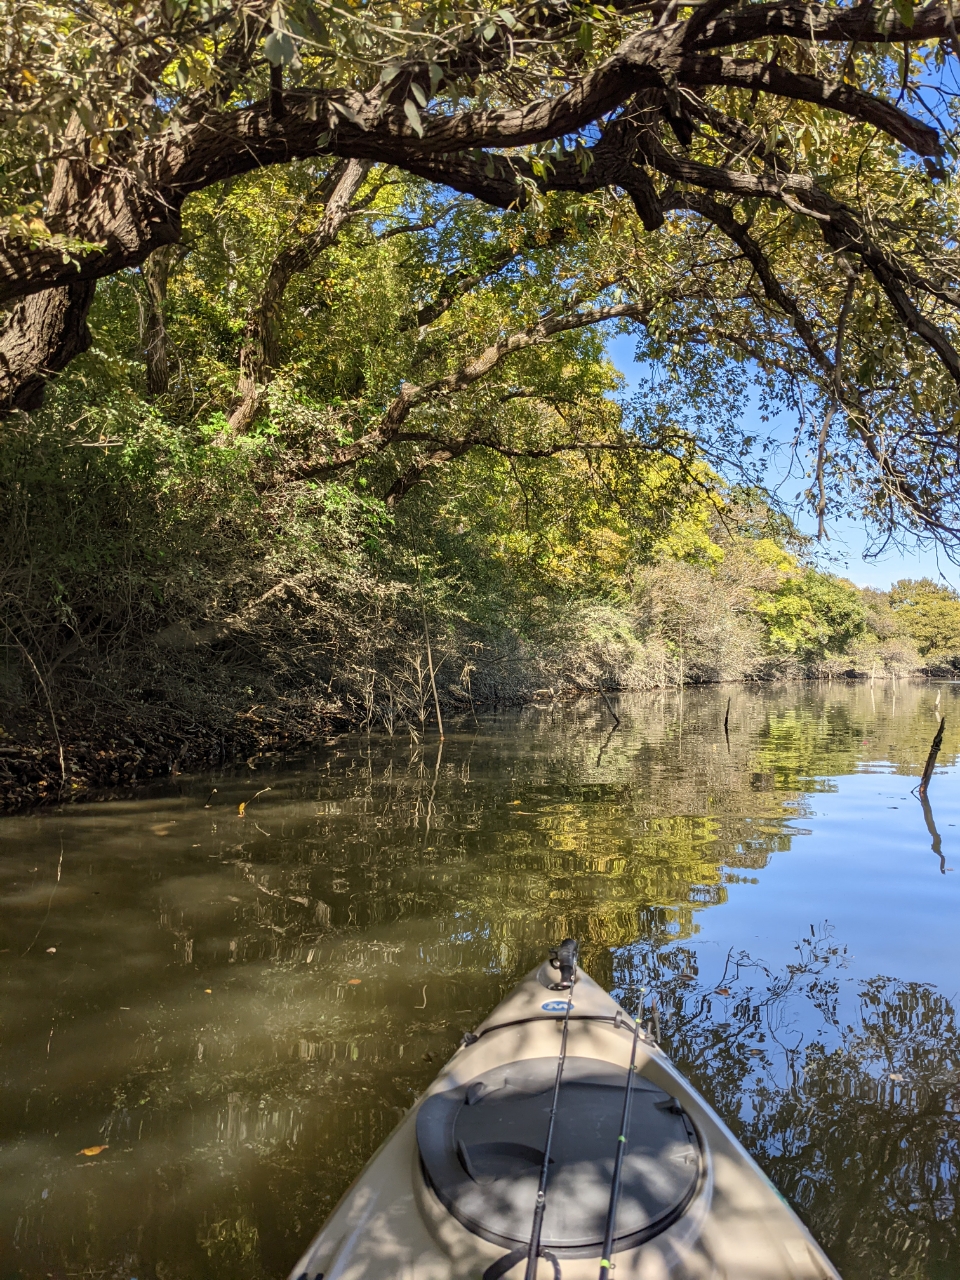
[1,167,958,805]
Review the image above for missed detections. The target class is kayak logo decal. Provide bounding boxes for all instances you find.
[541,1000,573,1012]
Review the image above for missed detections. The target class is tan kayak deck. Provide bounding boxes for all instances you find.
[289,964,841,1280]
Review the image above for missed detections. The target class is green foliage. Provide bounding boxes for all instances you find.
[889,577,960,657]
[0,157,930,733]
[758,568,866,662]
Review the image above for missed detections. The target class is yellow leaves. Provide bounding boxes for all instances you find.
[797,128,816,161]
[78,1144,108,1156]
[20,68,38,86]
[238,801,246,816]
[746,537,800,577]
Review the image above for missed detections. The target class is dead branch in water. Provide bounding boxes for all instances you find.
[916,717,946,798]
[597,683,621,728]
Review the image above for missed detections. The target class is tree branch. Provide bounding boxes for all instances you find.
[228,157,370,433]
[293,298,651,479]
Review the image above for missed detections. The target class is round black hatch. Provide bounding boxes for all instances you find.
[416,1056,701,1257]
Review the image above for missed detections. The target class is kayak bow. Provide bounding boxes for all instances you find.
[289,945,840,1280]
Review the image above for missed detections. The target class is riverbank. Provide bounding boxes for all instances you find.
[1,657,944,811]
[0,696,347,811]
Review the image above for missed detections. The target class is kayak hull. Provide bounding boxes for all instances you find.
[290,964,840,1280]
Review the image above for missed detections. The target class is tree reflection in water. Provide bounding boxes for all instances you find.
[617,931,960,1280]
[3,684,960,1280]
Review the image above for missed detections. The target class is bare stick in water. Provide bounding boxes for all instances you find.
[598,682,620,727]
[723,696,731,752]
[917,717,946,798]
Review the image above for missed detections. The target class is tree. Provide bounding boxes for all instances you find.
[4,0,960,541]
[889,576,960,655]
[758,564,866,660]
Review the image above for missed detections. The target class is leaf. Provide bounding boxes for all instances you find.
[264,29,297,66]
[410,82,427,107]
[483,22,497,39]
[238,801,246,816]
[332,100,361,125]
[348,977,362,984]
[403,98,424,137]
[21,68,38,86]
[78,1145,108,1156]
[890,0,915,27]
[45,946,56,954]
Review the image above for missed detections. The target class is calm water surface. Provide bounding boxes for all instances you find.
[2,683,960,1280]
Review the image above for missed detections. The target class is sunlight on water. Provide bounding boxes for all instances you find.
[1,681,959,1280]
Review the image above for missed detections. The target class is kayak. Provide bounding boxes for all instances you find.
[289,942,840,1280]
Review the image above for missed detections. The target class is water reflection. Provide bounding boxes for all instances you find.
[616,935,960,1280]
[920,791,947,874]
[0,682,958,1280]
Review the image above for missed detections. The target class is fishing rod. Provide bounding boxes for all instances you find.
[597,989,645,1280]
[524,937,578,1280]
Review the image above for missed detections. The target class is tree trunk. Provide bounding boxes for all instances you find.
[141,245,176,396]
[0,118,99,416]
[0,280,97,414]
[227,158,370,434]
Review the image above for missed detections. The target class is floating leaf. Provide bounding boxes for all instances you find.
[45,946,56,954]
[238,801,246,816]
[348,978,362,985]
[78,1144,108,1156]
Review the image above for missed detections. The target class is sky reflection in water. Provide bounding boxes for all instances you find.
[1,681,958,1280]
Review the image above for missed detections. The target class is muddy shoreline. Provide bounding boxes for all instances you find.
[0,698,349,811]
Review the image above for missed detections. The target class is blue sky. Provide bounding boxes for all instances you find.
[605,331,957,592]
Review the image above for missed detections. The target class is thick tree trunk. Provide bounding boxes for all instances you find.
[0,281,97,414]
[141,245,176,396]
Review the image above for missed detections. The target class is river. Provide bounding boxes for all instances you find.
[2,681,959,1280]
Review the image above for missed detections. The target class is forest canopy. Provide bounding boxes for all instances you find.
[3,0,960,534]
